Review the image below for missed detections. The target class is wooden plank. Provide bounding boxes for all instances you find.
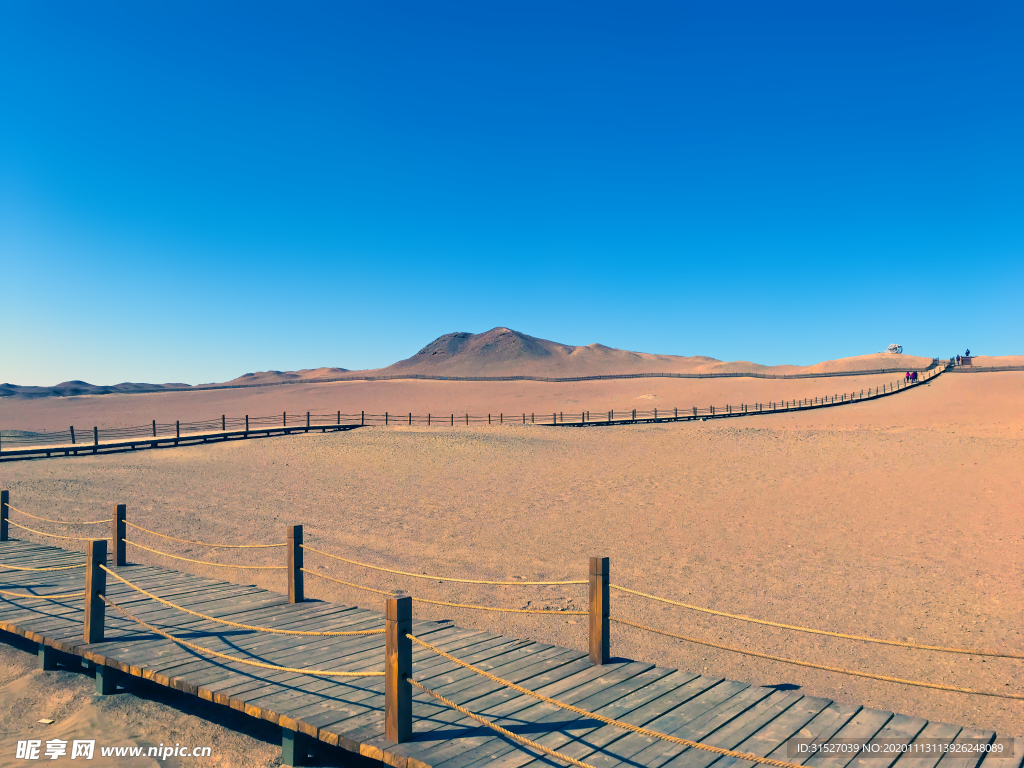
[707,694,834,768]
[280,642,574,740]
[933,727,998,768]
[612,684,783,768]
[415,661,655,768]
[90,602,372,684]
[549,674,735,768]
[452,666,685,768]
[313,646,593,757]
[575,679,753,768]
[845,714,929,768]
[975,733,1024,768]
[803,708,895,768]
[885,722,962,768]
[261,636,528,733]
[97,605,384,689]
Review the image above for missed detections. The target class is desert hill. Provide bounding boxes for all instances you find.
[381,327,716,377]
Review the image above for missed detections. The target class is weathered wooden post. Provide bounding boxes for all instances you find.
[93,426,99,450]
[222,414,226,431]
[0,490,8,541]
[489,414,491,425]
[362,411,365,426]
[386,412,389,426]
[70,426,76,444]
[112,505,126,566]
[632,409,636,420]
[428,414,431,426]
[385,595,412,743]
[654,408,657,419]
[175,421,180,439]
[306,412,310,430]
[465,413,468,425]
[337,411,341,425]
[693,406,697,417]
[84,539,107,644]
[152,420,157,437]
[245,415,249,433]
[287,525,303,603]
[589,557,610,665]
[408,413,412,426]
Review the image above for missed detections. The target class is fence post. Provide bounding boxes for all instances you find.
[283,411,287,427]
[112,505,126,566]
[489,414,491,425]
[94,426,99,450]
[287,525,303,603]
[245,415,249,433]
[465,414,468,425]
[84,539,107,644]
[70,426,76,445]
[362,411,365,426]
[306,412,310,430]
[222,415,226,431]
[1,490,8,541]
[152,420,156,437]
[409,413,412,426]
[385,595,412,743]
[175,421,180,439]
[589,557,610,665]
[386,412,389,426]
[337,411,341,425]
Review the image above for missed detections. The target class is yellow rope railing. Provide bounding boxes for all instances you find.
[610,584,1023,659]
[409,678,597,768]
[300,569,585,615]
[413,595,587,615]
[0,588,84,599]
[124,521,286,548]
[301,569,397,596]
[610,617,1024,700]
[301,545,585,585]
[101,596,384,677]
[7,519,110,541]
[123,540,285,569]
[8,506,110,525]
[99,565,383,636]
[0,562,85,572]
[407,633,808,768]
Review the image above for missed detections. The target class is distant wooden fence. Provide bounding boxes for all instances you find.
[0,366,945,460]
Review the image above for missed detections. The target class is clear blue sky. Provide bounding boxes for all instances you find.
[2,1,1021,385]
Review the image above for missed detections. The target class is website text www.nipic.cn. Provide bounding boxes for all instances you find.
[16,739,212,760]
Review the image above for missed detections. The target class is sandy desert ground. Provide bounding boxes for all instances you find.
[1,370,1021,759]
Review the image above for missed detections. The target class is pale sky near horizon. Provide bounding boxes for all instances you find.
[2,2,1021,386]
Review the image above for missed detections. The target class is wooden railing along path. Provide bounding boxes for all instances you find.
[1,490,1021,767]
[0,366,946,461]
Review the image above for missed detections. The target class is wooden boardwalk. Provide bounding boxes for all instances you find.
[1,538,1019,768]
